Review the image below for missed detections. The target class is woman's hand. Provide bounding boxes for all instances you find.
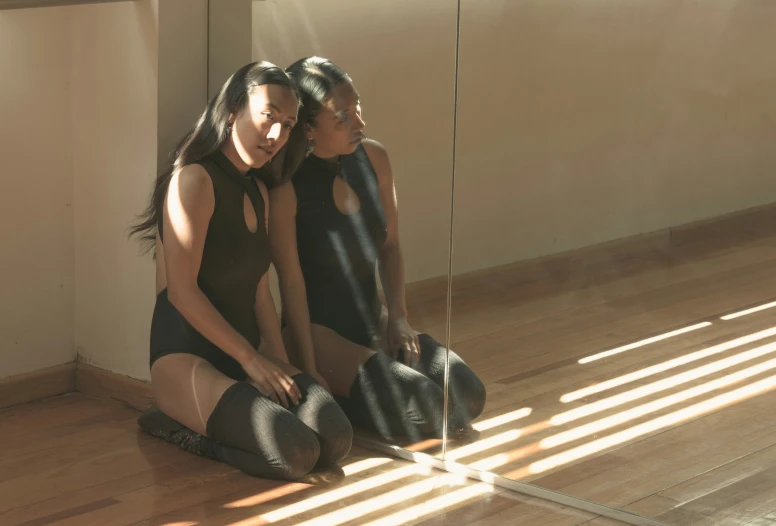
[386,316,420,368]
[240,352,302,408]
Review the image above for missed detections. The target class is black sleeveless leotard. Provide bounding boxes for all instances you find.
[149,151,271,380]
[290,144,388,347]
[286,145,488,435]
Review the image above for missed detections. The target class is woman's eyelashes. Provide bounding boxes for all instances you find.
[263,112,294,130]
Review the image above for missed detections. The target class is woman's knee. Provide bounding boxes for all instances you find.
[354,353,445,439]
[266,411,321,479]
[406,371,445,436]
[231,419,320,480]
[206,381,320,480]
[291,373,353,466]
[449,361,486,423]
[314,400,353,466]
[416,334,487,422]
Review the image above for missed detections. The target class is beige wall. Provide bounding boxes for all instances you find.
[0,7,75,379]
[72,0,160,382]
[252,0,459,285]
[208,0,253,100]
[0,0,207,382]
[3,0,775,383]
[159,0,209,174]
[451,0,776,275]
[73,0,208,382]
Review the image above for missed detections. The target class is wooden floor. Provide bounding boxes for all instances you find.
[4,211,773,526]
[0,393,629,526]
[403,213,776,525]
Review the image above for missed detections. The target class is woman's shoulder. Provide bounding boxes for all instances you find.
[360,139,391,178]
[361,138,388,159]
[174,162,212,189]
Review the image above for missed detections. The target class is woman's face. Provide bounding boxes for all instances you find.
[230,84,299,169]
[308,80,366,159]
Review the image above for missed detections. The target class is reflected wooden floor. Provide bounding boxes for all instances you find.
[406,212,776,525]
[0,394,625,526]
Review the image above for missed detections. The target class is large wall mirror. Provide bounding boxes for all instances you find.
[441,1,776,525]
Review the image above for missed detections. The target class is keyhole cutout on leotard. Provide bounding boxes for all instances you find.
[333,175,361,215]
[243,192,258,233]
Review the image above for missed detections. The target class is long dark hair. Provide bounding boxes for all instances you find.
[129,61,303,254]
[285,56,351,141]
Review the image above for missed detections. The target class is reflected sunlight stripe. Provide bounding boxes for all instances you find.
[544,355,776,449]
[405,438,443,452]
[722,301,776,320]
[527,374,776,475]
[456,420,555,472]
[469,443,544,472]
[562,326,776,403]
[343,457,395,476]
[445,429,522,461]
[553,340,776,424]
[361,483,496,526]
[292,473,464,526]
[472,407,533,432]
[579,322,712,364]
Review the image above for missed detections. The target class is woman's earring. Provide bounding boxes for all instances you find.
[305,138,315,158]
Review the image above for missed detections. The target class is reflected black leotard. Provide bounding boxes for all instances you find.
[286,144,487,438]
[291,144,388,347]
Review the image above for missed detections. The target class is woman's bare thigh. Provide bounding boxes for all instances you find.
[150,353,237,436]
[283,324,376,398]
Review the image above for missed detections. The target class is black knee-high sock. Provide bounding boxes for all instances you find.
[205,382,321,479]
[137,405,213,457]
[138,382,321,480]
[338,352,445,442]
[288,373,353,467]
[398,334,486,430]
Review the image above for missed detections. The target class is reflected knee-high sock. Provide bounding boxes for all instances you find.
[338,352,444,442]
[398,334,487,430]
